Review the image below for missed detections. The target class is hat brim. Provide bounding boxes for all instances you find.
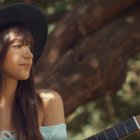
[0,3,48,65]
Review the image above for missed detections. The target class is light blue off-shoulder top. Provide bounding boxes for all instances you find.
[0,123,67,140]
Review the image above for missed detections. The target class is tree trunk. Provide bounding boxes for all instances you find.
[24,0,33,4]
[35,0,138,71]
[35,0,140,117]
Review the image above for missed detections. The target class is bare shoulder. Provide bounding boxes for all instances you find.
[39,90,63,104]
[39,90,65,126]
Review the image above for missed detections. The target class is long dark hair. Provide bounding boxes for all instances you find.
[0,25,43,140]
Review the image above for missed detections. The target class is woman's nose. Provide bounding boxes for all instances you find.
[22,46,33,59]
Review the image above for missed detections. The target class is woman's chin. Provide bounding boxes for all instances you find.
[18,75,30,80]
[21,77,30,80]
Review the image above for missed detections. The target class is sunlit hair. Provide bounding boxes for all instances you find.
[0,25,43,140]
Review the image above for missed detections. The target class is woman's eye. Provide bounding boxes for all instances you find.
[13,45,22,48]
[12,44,32,50]
[28,45,32,49]
[28,45,32,51]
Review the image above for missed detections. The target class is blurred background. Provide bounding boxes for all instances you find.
[1,0,140,140]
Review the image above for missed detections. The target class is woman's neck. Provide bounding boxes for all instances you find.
[0,78,17,109]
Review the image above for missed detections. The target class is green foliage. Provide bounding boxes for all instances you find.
[0,0,80,33]
[67,54,140,140]
[0,0,80,14]
[0,0,80,34]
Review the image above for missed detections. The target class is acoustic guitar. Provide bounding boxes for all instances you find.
[84,115,140,140]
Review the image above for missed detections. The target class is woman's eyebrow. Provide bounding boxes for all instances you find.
[9,38,23,45]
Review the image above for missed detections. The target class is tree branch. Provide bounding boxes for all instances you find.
[35,1,140,116]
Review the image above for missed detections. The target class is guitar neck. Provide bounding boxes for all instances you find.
[84,115,140,140]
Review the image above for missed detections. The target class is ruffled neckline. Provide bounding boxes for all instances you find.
[0,123,66,132]
[0,123,66,139]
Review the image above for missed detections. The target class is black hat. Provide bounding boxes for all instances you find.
[0,3,48,65]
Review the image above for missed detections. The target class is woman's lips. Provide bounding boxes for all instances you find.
[19,64,31,70]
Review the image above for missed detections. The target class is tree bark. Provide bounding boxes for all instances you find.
[23,0,33,4]
[35,0,138,72]
[47,10,69,24]
[35,0,140,117]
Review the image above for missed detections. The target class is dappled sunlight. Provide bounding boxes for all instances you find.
[89,57,99,69]
[54,25,67,37]
[48,47,60,64]
[34,74,43,84]
[126,16,135,24]
[0,99,5,107]
[64,74,81,85]
[67,54,140,140]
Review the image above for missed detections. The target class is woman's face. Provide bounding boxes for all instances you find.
[2,31,33,80]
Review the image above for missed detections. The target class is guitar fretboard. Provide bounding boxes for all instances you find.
[84,116,140,140]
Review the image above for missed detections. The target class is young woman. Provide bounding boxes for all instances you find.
[0,3,67,140]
